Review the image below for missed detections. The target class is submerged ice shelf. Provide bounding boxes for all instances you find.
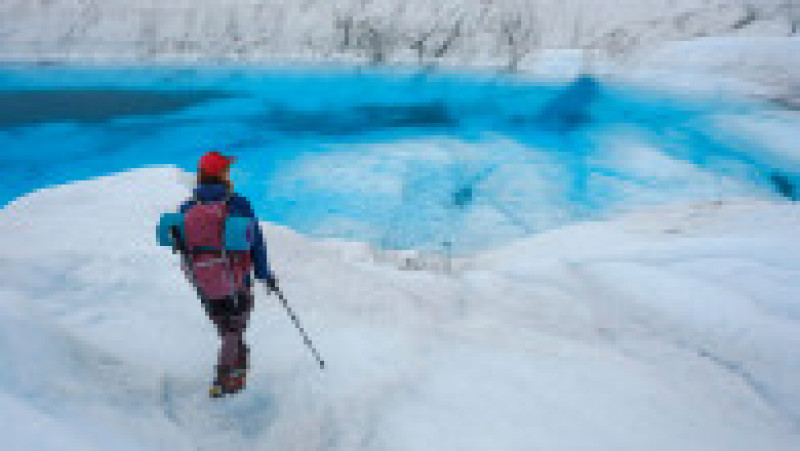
[1,67,797,253]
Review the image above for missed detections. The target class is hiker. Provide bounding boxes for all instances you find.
[176,150,278,397]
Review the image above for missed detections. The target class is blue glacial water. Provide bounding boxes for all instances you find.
[0,66,796,253]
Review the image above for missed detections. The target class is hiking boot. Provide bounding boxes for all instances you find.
[209,364,246,398]
[209,383,226,398]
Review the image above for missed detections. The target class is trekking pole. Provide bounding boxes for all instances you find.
[269,287,325,370]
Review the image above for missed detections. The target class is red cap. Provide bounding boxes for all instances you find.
[199,151,235,177]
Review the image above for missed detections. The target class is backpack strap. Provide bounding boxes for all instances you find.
[219,193,237,300]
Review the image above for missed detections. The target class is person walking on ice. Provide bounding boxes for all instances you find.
[159,150,279,397]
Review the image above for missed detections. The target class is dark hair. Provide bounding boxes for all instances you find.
[197,171,233,191]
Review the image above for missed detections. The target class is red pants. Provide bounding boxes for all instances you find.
[202,289,253,375]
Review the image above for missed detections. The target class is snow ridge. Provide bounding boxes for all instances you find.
[0,0,797,65]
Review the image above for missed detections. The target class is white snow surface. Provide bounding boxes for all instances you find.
[605,36,800,105]
[1,166,799,450]
[0,0,796,65]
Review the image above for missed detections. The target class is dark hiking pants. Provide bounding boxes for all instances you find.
[202,288,254,377]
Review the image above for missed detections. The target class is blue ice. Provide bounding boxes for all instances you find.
[0,66,794,253]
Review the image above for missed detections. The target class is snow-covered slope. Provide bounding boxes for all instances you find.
[603,36,800,107]
[0,0,796,65]
[1,166,798,450]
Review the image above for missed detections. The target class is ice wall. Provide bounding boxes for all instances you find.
[0,1,796,64]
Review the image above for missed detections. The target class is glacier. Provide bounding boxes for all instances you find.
[1,166,799,450]
[1,63,799,447]
[1,1,799,450]
[0,0,797,66]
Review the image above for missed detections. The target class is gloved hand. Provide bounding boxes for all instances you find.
[262,275,279,293]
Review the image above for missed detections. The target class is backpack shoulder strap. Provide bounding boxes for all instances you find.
[222,193,233,215]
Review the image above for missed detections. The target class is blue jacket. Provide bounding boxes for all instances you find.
[180,183,274,282]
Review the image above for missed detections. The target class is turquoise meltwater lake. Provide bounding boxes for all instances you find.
[0,66,795,253]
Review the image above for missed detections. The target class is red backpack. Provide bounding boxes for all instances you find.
[182,197,253,300]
